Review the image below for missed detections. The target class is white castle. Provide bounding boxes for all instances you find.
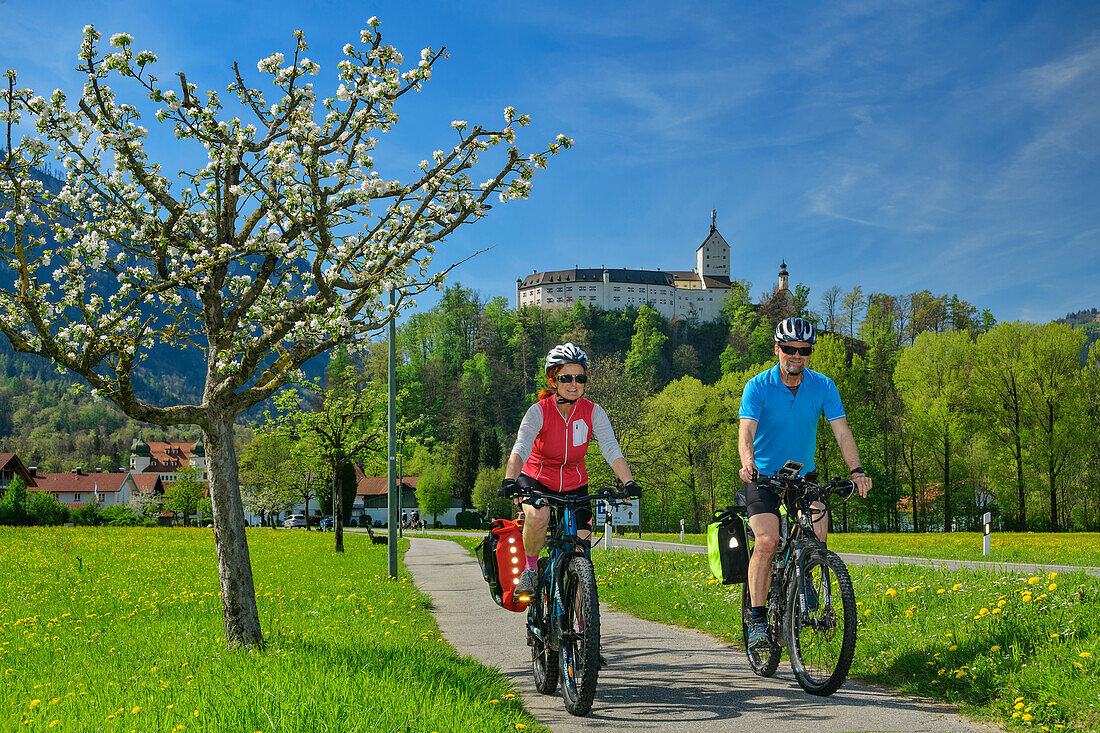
[516,211,736,323]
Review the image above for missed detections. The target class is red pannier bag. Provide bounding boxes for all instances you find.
[474,519,530,612]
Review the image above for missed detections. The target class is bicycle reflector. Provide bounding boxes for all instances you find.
[474,519,530,612]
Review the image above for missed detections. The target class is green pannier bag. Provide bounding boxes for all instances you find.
[706,507,750,585]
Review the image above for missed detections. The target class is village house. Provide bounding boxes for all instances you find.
[0,453,38,492]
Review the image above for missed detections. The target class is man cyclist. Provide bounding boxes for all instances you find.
[503,343,640,602]
[738,317,872,649]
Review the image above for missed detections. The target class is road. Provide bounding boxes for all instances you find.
[405,536,996,733]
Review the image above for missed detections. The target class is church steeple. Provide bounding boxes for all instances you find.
[711,209,717,233]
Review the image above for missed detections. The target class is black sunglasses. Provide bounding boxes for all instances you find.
[555,374,588,384]
[778,345,813,356]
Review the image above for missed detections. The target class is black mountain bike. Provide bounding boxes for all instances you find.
[500,483,634,716]
[742,465,859,696]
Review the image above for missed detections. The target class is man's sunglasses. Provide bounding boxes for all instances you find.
[779,345,813,356]
[555,374,588,384]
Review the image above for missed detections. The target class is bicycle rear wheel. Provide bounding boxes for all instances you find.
[786,549,857,696]
[559,555,600,716]
[741,581,780,676]
[530,558,558,694]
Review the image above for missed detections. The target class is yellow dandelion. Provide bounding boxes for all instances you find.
[1048,583,1057,591]
[1080,652,1092,658]
[885,588,897,597]
[515,725,527,731]
[48,722,59,729]
[1047,572,1057,580]
[949,645,958,651]
[991,645,1001,652]
[1027,576,1042,585]
[991,608,1002,615]
[489,699,499,705]
[1023,714,1034,722]
[1022,593,1032,602]
[131,706,141,715]
[952,583,961,591]
[194,710,200,717]
[1073,662,1084,670]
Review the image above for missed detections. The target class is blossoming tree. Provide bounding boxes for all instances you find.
[0,20,571,648]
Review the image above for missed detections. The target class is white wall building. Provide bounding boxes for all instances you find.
[517,213,734,323]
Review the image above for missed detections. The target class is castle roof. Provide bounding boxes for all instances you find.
[519,268,675,289]
[667,271,733,288]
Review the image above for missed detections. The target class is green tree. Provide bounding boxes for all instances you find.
[625,305,668,385]
[644,377,727,533]
[163,466,206,527]
[416,462,453,526]
[971,322,1036,530]
[471,465,508,519]
[26,490,69,526]
[239,431,300,528]
[1025,324,1087,531]
[894,331,973,532]
[451,421,481,508]
[0,476,30,525]
[840,286,865,338]
[272,367,387,551]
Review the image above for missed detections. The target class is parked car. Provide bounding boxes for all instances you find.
[319,517,334,531]
[284,514,307,528]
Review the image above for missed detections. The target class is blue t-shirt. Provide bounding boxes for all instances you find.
[738,365,845,476]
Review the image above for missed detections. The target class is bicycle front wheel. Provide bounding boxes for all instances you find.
[741,580,780,676]
[786,549,857,696]
[559,555,600,716]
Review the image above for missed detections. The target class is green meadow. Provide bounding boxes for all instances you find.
[0,528,546,733]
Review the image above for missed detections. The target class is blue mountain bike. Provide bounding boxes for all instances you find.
[500,483,634,716]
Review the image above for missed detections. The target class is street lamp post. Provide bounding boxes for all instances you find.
[386,286,399,578]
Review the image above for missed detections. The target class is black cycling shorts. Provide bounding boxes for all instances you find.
[744,481,781,519]
[518,474,593,529]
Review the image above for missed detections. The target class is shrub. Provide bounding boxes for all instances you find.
[455,510,482,530]
[100,505,155,527]
[26,491,69,526]
[70,503,102,526]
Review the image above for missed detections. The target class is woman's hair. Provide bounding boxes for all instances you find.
[538,364,586,400]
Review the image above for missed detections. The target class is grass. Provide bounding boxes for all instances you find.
[592,548,1100,732]
[0,527,546,733]
[628,531,1100,567]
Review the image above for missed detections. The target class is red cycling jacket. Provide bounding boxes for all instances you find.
[521,395,595,492]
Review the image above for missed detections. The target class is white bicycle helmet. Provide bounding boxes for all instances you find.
[544,342,589,373]
[774,317,817,344]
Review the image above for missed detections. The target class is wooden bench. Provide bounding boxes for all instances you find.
[366,527,388,545]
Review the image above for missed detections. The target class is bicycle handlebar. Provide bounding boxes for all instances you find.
[498,483,636,508]
[752,470,856,503]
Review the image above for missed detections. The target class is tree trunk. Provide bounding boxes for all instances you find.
[304,495,311,531]
[205,412,264,649]
[943,427,952,533]
[333,460,345,553]
[1014,412,1026,531]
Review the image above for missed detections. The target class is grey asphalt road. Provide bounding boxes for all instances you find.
[405,536,995,733]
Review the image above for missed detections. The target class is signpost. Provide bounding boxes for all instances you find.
[982,511,991,556]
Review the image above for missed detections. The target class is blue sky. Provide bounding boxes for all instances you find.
[2,0,1098,323]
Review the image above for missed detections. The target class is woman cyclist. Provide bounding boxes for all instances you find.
[504,343,640,600]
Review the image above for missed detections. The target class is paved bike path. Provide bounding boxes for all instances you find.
[405,536,993,733]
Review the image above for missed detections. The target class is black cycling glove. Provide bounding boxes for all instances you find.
[499,477,519,497]
[624,480,643,498]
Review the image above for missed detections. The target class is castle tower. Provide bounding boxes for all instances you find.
[696,209,730,278]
